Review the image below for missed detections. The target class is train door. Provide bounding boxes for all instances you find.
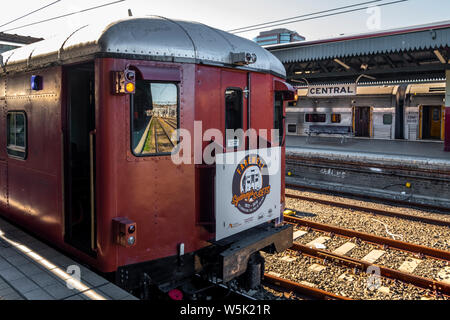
[421,106,442,140]
[63,63,97,256]
[274,92,284,145]
[354,106,371,137]
[222,70,248,149]
[0,78,7,211]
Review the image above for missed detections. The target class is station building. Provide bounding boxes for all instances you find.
[254,28,305,46]
[265,21,450,151]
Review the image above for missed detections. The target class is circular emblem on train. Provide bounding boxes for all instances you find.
[231,154,271,214]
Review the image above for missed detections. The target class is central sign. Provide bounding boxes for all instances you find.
[307,84,357,97]
[215,147,281,241]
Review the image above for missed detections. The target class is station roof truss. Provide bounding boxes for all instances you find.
[266,21,450,85]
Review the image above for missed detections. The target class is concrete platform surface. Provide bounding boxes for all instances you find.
[0,217,138,300]
[287,136,450,162]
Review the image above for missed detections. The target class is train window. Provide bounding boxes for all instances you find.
[383,114,393,125]
[305,114,326,123]
[288,124,297,133]
[331,114,341,123]
[274,92,284,145]
[7,111,27,159]
[131,81,179,156]
[225,88,243,131]
[432,108,440,121]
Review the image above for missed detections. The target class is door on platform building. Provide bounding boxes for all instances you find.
[354,106,371,137]
[420,106,443,140]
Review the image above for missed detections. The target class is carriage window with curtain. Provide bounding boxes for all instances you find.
[131,81,179,156]
[7,111,27,159]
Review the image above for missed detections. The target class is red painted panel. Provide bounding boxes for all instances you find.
[135,65,181,82]
[96,59,211,270]
[250,73,273,138]
[445,108,450,151]
[3,67,63,244]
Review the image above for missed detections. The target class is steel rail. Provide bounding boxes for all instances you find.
[263,273,352,300]
[284,215,450,261]
[286,183,450,213]
[285,192,450,227]
[156,118,175,147]
[290,242,450,296]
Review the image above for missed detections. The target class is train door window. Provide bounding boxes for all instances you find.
[383,114,393,125]
[225,88,243,131]
[305,114,326,123]
[131,81,179,156]
[288,124,297,133]
[274,92,284,145]
[331,114,341,123]
[7,111,27,159]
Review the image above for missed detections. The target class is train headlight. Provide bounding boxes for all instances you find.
[127,236,136,246]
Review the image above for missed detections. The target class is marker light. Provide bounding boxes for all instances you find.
[31,75,42,91]
[127,236,136,246]
[126,82,135,93]
[406,182,412,188]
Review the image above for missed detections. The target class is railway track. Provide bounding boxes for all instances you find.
[163,118,177,130]
[156,117,176,148]
[286,183,450,214]
[285,192,450,228]
[263,273,351,300]
[281,212,450,298]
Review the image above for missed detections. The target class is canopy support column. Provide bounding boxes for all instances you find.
[445,70,450,152]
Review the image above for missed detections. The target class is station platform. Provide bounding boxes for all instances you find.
[287,136,450,164]
[285,136,450,209]
[0,217,138,300]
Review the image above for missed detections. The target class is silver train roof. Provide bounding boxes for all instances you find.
[0,16,286,77]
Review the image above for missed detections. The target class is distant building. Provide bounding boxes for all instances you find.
[0,33,43,54]
[254,28,305,46]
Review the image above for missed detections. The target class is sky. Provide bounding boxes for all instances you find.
[0,0,449,42]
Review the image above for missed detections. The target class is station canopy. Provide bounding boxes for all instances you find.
[266,21,450,85]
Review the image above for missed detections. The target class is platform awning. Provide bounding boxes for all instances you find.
[266,21,450,85]
[267,21,450,63]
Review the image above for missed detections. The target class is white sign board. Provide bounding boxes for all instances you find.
[446,70,450,107]
[307,84,357,97]
[215,147,282,241]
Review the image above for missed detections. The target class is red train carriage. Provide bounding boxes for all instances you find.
[0,17,294,296]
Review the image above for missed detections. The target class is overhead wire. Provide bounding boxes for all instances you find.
[228,0,383,32]
[231,0,409,34]
[0,0,62,29]
[0,0,126,33]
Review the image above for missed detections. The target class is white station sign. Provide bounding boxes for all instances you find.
[307,84,357,97]
[215,147,282,241]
